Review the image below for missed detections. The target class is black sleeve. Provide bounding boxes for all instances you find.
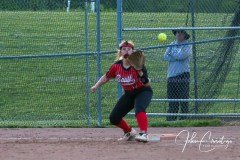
[140,65,149,84]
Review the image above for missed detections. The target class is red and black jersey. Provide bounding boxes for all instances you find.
[105,60,149,91]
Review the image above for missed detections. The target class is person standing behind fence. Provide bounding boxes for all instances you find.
[163,30,192,121]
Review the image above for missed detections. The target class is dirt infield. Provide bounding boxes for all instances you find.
[0,126,239,160]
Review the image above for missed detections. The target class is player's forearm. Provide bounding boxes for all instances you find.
[139,66,149,84]
[94,74,109,88]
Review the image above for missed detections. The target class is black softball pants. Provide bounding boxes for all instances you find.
[109,86,153,125]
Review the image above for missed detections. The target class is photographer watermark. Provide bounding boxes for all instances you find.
[175,130,233,152]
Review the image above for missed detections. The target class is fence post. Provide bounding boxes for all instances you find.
[67,0,71,12]
[96,0,102,126]
[84,0,91,126]
[190,0,199,113]
[234,0,240,113]
[90,0,95,12]
[235,63,240,112]
[117,0,123,99]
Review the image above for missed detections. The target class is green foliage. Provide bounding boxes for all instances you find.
[0,0,238,13]
[0,0,83,11]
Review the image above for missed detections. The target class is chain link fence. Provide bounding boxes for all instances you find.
[0,0,240,127]
[121,0,240,120]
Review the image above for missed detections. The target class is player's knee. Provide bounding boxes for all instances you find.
[135,106,146,115]
[109,114,120,125]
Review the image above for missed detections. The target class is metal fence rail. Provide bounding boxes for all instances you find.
[151,99,240,103]
[128,113,240,118]
[123,26,240,31]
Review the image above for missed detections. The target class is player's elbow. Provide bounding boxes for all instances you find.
[100,75,110,84]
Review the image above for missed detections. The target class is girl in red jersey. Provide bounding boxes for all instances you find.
[91,41,153,142]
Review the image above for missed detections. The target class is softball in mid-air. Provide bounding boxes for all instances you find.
[158,33,167,42]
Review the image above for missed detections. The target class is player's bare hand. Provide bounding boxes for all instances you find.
[91,86,97,93]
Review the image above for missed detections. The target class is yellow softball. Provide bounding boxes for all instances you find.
[158,33,167,42]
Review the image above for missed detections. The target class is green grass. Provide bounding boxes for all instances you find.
[0,11,239,127]
[0,118,222,128]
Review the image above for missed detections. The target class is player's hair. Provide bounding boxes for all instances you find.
[115,40,135,62]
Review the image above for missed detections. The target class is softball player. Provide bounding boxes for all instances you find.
[91,41,153,142]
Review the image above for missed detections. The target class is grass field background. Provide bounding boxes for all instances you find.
[0,11,239,127]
